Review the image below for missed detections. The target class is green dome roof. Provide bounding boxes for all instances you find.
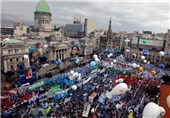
[35,0,50,13]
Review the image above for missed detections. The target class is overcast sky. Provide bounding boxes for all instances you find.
[1,0,169,33]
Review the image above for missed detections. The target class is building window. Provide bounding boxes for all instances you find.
[10,65,14,70]
[10,59,12,62]
[20,27,23,30]
[8,49,12,54]
[15,49,19,53]
[16,58,19,61]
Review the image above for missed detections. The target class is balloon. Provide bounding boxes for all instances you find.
[159,106,165,116]
[132,63,137,68]
[23,55,29,59]
[71,85,77,90]
[107,53,113,58]
[90,61,97,68]
[142,39,148,44]
[70,70,74,75]
[159,64,165,69]
[91,108,95,113]
[143,102,160,118]
[167,94,170,109]
[141,56,145,60]
[151,70,156,75]
[106,83,128,99]
[138,66,143,72]
[95,58,100,62]
[93,54,98,59]
[132,53,136,57]
[143,60,147,63]
[113,59,117,63]
[159,51,165,56]
[73,72,79,77]
[143,50,149,56]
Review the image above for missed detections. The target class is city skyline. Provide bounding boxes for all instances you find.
[1,0,169,33]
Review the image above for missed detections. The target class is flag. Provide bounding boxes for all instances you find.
[75,56,79,64]
[128,112,133,118]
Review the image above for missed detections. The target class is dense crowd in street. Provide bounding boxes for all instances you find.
[1,54,169,118]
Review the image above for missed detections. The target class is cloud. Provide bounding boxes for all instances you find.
[1,0,169,33]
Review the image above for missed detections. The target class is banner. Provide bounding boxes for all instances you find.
[25,69,33,79]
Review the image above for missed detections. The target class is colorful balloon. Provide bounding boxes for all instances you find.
[138,66,144,72]
[151,70,156,75]
[90,61,97,68]
[143,49,149,56]
[159,64,165,69]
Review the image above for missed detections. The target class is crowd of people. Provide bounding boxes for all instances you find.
[1,54,169,118]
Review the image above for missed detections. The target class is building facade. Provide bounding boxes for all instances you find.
[13,22,27,36]
[79,38,94,56]
[89,30,104,52]
[34,0,53,37]
[1,39,30,73]
[84,18,96,37]
[46,33,70,61]
[1,26,14,36]
[124,30,170,66]
[65,23,84,38]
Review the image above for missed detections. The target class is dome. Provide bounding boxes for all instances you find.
[35,0,50,13]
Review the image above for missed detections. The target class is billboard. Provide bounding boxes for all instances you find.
[25,69,33,79]
[131,38,164,47]
[70,40,81,64]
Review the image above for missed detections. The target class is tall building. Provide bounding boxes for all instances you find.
[84,18,96,37]
[100,18,121,50]
[13,22,27,36]
[34,0,52,37]
[65,18,84,38]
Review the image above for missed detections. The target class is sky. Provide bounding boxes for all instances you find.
[0,0,170,33]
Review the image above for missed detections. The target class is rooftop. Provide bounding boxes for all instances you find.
[35,0,50,13]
